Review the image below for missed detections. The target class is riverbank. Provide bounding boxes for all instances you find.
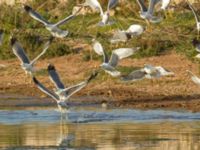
[1,51,200,111]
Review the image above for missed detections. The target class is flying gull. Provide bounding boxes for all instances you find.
[11,37,53,75]
[186,0,200,37]
[33,64,98,113]
[136,0,163,23]
[121,64,174,82]
[93,39,140,77]
[110,24,145,43]
[24,5,82,38]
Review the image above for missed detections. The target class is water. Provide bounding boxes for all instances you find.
[1,107,200,150]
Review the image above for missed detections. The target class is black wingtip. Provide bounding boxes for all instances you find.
[10,37,17,46]
[87,71,98,83]
[192,38,199,47]
[32,77,39,84]
[24,5,32,12]
[48,64,55,71]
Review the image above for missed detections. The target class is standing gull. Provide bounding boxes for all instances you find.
[33,64,98,113]
[186,0,200,37]
[24,5,82,38]
[11,37,53,75]
[110,24,145,43]
[93,40,140,77]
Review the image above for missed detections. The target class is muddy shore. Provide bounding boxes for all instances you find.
[1,52,200,111]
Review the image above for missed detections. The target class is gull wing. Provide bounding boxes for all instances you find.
[93,40,109,63]
[62,72,98,101]
[109,53,119,67]
[54,7,84,27]
[107,0,118,11]
[148,0,160,15]
[136,0,148,12]
[84,0,104,16]
[30,37,53,65]
[48,64,65,89]
[187,0,200,23]
[10,38,30,64]
[121,69,146,81]
[155,66,174,76]
[110,30,128,43]
[187,70,200,85]
[32,77,59,101]
[24,5,49,26]
[113,48,140,59]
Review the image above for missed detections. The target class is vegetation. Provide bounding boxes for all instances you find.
[0,0,199,62]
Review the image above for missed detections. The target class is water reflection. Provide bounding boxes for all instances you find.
[0,108,200,149]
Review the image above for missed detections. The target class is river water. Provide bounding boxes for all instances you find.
[0,107,200,150]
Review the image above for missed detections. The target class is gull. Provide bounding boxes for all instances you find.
[192,38,200,58]
[24,5,82,38]
[11,37,52,75]
[186,0,200,37]
[187,70,200,85]
[144,64,174,78]
[93,40,140,77]
[32,64,98,113]
[110,24,145,43]
[0,29,4,46]
[136,0,163,23]
[121,64,174,82]
[98,0,118,26]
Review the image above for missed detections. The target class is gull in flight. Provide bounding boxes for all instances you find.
[24,5,82,38]
[186,0,200,37]
[121,64,174,82]
[110,24,145,43]
[187,70,200,85]
[93,40,140,77]
[11,37,53,75]
[136,0,163,23]
[0,29,4,46]
[192,38,200,58]
[33,64,98,113]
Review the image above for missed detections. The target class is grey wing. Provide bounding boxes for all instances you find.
[10,38,30,64]
[187,1,200,23]
[24,5,49,25]
[148,0,161,15]
[110,31,128,43]
[136,0,148,12]
[0,29,4,45]
[54,14,75,27]
[109,52,119,67]
[121,69,146,81]
[107,0,118,11]
[48,64,65,89]
[32,77,59,101]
